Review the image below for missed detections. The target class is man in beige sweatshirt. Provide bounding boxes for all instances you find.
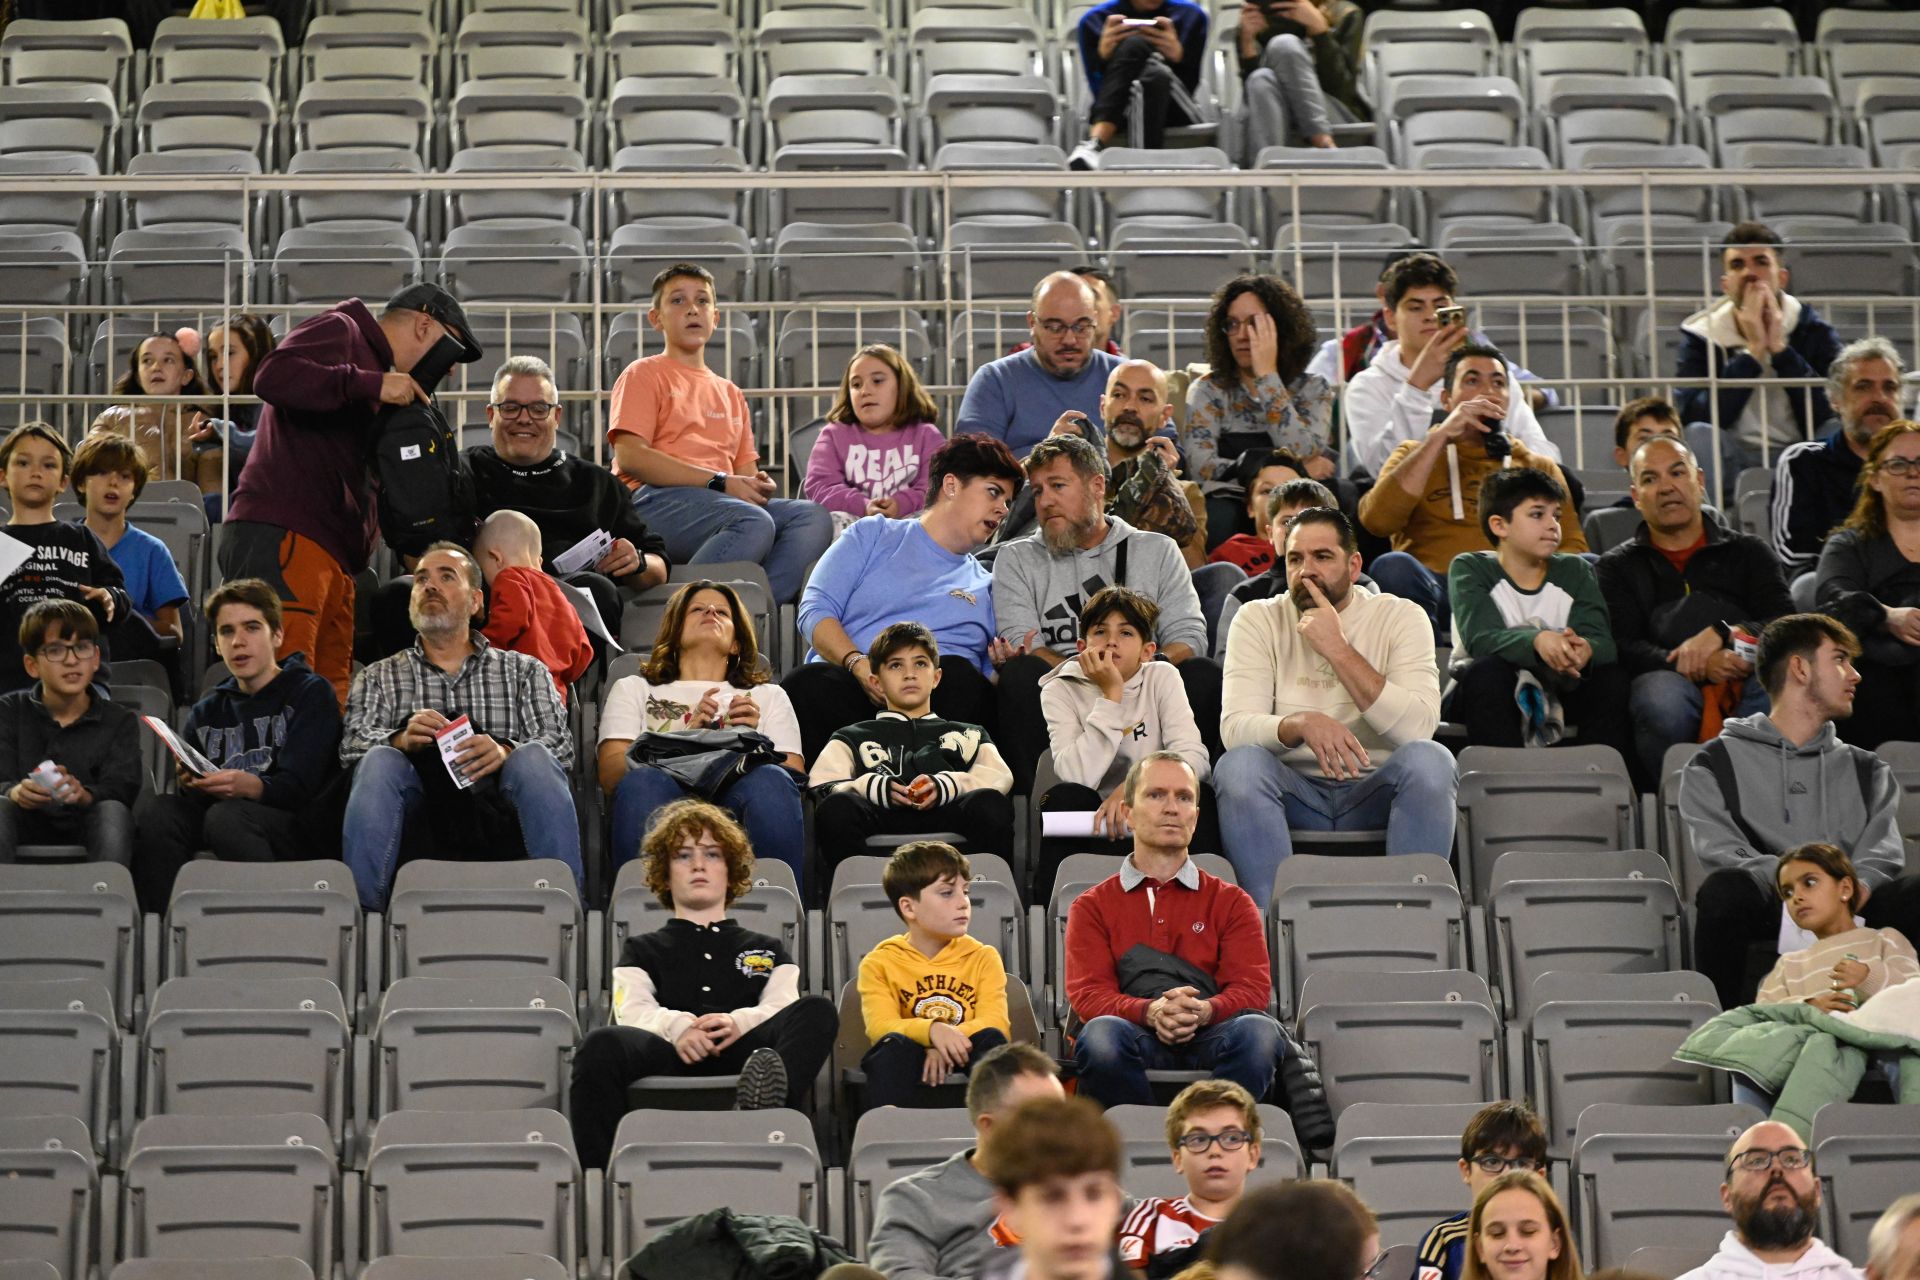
[1214,506,1456,910]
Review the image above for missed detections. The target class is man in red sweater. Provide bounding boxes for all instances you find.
[1063,750,1282,1106]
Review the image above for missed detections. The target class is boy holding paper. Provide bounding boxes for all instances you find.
[0,598,140,866]
[131,578,341,908]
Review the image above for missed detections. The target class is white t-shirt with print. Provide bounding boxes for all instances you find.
[598,675,803,758]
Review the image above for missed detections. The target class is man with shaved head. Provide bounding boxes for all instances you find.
[1676,1121,1859,1280]
[958,271,1126,459]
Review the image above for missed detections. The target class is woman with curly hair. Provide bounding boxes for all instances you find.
[567,797,837,1168]
[1180,274,1335,547]
[596,581,806,883]
[1815,418,1920,748]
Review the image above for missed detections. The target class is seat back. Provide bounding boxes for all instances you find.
[385,859,586,999]
[1297,970,1502,1122]
[845,1106,975,1258]
[0,1114,98,1280]
[1813,1101,1920,1262]
[607,1107,823,1255]
[1271,877,1464,1021]
[1573,1103,1768,1266]
[1490,869,1684,1018]
[0,862,139,1027]
[1331,1102,1493,1248]
[163,860,362,1012]
[0,979,116,1160]
[1454,746,1637,903]
[374,976,577,1117]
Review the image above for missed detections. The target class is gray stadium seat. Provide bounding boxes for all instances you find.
[1528,970,1722,1157]
[0,861,139,1029]
[1436,219,1587,297]
[1412,144,1555,238]
[934,141,1068,224]
[1775,218,1918,297]
[0,228,87,305]
[1097,147,1235,230]
[111,1263,312,1280]
[162,859,363,1020]
[0,84,120,169]
[1106,1102,1305,1200]
[1572,1101,1767,1266]
[1813,1101,1920,1262]
[922,73,1057,156]
[384,859,592,1009]
[1452,744,1638,905]
[298,14,435,90]
[1272,221,1419,302]
[1255,146,1395,231]
[1110,222,1258,301]
[453,12,588,84]
[441,221,589,304]
[910,6,1046,87]
[0,18,133,107]
[1387,75,1525,167]
[0,1114,98,1280]
[282,147,425,230]
[844,1105,976,1259]
[1487,849,1684,1019]
[605,220,753,308]
[135,81,277,165]
[374,975,578,1117]
[1270,853,1464,1020]
[606,14,739,84]
[293,79,433,157]
[105,226,252,308]
[609,143,747,227]
[606,75,745,152]
[148,15,284,88]
[363,1260,565,1280]
[948,220,1086,302]
[445,146,587,228]
[756,9,886,82]
[1297,969,1503,1122]
[0,978,118,1161]
[772,221,919,303]
[1696,75,1838,162]
[122,150,260,230]
[1331,1101,1493,1248]
[606,1108,823,1255]
[451,78,588,153]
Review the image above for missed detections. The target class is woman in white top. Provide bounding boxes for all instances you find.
[598,581,806,886]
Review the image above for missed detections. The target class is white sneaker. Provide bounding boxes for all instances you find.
[1068,139,1104,171]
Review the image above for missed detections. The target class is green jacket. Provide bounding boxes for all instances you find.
[1674,999,1920,1141]
[622,1208,854,1280]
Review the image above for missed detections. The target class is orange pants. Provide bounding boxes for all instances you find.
[220,524,357,707]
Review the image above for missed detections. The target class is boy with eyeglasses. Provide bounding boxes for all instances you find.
[0,598,140,864]
[1415,1101,1548,1280]
[1118,1079,1263,1272]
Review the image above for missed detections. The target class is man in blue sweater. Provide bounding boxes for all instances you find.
[957,272,1126,460]
[1071,0,1210,168]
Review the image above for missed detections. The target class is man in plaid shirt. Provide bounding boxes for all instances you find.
[340,541,582,908]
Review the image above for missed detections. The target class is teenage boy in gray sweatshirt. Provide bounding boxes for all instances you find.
[867,1043,1064,1280]
[1679,612,1920,1007]
[992,433,1218,789]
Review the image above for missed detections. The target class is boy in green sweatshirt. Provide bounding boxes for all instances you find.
[1446,467,1633,761]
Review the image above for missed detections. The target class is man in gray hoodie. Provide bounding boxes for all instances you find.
[1678,612,1920,1007]
[866,1042,1064,1279]
[993,433,1219,789]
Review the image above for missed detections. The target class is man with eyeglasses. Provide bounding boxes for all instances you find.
[1677,1120,1859,1280]
[466,354,670,635]
[958,272,1126,460]
[1416,1100,1548,1280]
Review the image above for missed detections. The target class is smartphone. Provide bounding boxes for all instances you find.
[1120,16,1157,25]
[1435,304,1466,329]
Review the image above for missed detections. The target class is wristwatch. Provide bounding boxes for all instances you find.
[707,471,728,492]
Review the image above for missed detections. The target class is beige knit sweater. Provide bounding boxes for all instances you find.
[1756,925,1920,1005]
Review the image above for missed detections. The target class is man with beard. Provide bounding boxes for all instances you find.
[958,272,1126,459]
[337,542,581,910]
[1677,1121,1861,1280]
[1214,506,1454,912]
[1773,338,1907,577]
[1101,360,1209,564]
[992,432,1217,789]
[1679,612,1920,1007]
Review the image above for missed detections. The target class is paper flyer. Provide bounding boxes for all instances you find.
[552,529,613,576]
[141,715,217,777]
[436,713,476,789]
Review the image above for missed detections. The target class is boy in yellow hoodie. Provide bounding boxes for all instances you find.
[858,839,1012,1108]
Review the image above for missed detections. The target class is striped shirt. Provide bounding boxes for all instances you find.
[340,630,572,768]
[1416,1210,1469,1280]
[1118,1196,1222,1271]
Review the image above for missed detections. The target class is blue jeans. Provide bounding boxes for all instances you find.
[1367,551,1448,637]
[630,484,833,604]
[341,743,583,910]
[1214,739,1459,912]
[608,763,805,888]
[1074,1012,1285,1107]
[1628,669,1768,786]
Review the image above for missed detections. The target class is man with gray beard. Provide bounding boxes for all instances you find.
[1773,337,1908,577]
[992,432,1220,789]
[337,541,581,910]
[1677,1120,1863,1280]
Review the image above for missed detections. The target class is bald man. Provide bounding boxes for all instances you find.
[957,272,1126,459]
[1677,1121,1859,1280]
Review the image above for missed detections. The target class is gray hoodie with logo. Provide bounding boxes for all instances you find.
[1677,712,1902,892]
[991,516,1208,658]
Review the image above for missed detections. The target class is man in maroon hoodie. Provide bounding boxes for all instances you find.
[219,284,482,706]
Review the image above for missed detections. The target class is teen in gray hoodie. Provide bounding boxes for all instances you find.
[1677,612,1920,1007]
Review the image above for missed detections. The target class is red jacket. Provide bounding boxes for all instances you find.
[1064,860,1270,1026]
[481,565,594,703]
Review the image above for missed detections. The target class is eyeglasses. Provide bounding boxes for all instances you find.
[1879,457,1920,476]
[1038,320,1096,338]
[1469,1154,1546,1175]
[1222,316,1268,334]
[1728,1147,1812,1174]
[490,400,557,420]
[1361,1251,1393,1280]
[37,640,97,663]
[1173,1129,1254,1154]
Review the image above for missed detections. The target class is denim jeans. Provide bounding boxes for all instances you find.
[1243,32,1352,157]
[341,742,583,910]
[1214,739,1459,912]
[630,484,833,604]
[1074,1012,1285,1107]
[0,797,133,866]
[608,762,804,889]
[1366,552,1449,638]
[1627,669,1768,786]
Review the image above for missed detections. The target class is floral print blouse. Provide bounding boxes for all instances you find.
[1179,369,1335,491]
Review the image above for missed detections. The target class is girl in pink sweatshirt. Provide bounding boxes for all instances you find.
[802,344,946,534]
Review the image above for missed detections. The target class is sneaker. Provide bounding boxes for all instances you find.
[735,1047,788,1111]
[1068,139,1104,171]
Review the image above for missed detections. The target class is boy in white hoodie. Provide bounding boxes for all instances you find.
[1036,586,1216,893]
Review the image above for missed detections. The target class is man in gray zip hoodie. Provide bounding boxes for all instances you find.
[1678,612,1920,1007]
[867,1043,1064,1280]
[993,433,1219,789]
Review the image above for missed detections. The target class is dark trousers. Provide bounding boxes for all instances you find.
[1443,656,1638,783]
[1091,36,1197,147]
[999,654,1224,795]
[861,1027,1008,1109]
[131,791,305,912]
[813,788,1016,868]
[1694,868,1920,1007]
[1836,655,1920,752]
[1036,780,1223,902]
[568,994,837,1168]
[783,657,998,766]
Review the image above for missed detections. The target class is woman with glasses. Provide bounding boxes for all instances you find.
[1460,1171,1581,1280]
[596,581,806,885]
[1181,275,1336,549]
[1815,419,1920,748]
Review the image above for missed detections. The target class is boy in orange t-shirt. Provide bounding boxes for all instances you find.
[474,510,594,703]
[606,262,831,604]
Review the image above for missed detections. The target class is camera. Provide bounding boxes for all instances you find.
[1481,417,1512,461]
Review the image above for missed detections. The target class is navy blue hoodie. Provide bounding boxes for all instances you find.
[184,652,340,811]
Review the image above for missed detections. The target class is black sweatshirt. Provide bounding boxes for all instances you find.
[609,917,798,1038]
[0,520,131,693]
[466,446,669,577]
[0,685,142,807]
[183,652,341,810]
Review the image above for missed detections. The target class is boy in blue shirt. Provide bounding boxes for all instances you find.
[72,432,188,647]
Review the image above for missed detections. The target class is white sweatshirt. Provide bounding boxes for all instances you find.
[1344,338,1562,477]
[1676,1232,1863,1280]
[1038,656,1211,794]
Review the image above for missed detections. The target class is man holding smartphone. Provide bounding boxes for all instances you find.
[1071,0,1209,169]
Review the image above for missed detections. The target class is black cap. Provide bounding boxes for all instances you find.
[385,283,484,364]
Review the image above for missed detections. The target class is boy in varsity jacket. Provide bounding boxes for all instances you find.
[567,798,836,1168]
[809,622,1015,868]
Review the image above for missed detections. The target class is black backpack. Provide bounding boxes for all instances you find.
[369,337,476,557]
